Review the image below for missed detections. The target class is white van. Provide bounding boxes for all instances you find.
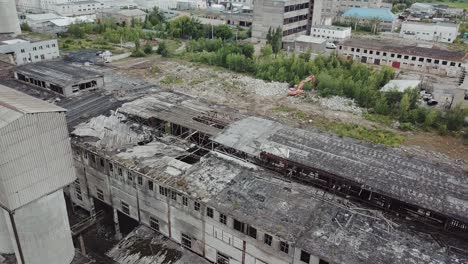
[326,42,336,49]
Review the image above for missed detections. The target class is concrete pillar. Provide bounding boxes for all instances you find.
[0,209,13,254]
[113,208,122,240]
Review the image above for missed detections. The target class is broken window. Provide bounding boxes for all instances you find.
[171,191,177,201]
[97,188,104,201]
[127,173,133,182]
[150,217,159,231]
[280,241,289,254]
[319,260,329,264]
[90,154,96,163]
[219,213,227,225]
[148,181,154,191]
[100,158,104,167]
[442,61,447,65]
[183,196,188,206]
[234,219,245,233]
[121,201,130,215]
[217,252,229,264]
[247,226,257,239]
[159,186,168,196]
[450,62,456,66]
[207,207,214,218]
[264,234,272,246]
[118,168,123,176]
[181,234,192,248]
[137,176,143,185]
[75,179,82,201]
[109,163,113,172]
[300,250,311,263]
[194,201,200,211]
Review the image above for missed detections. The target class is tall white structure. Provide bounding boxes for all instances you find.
[0,85,77,264]
[310,25,351,41]
[400,22,459,43]
[0,0,21,35]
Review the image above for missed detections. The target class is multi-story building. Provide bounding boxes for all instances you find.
[341,7,397,32]
[14,61,105,97]
[310,25,351,41]
[0,84,77,264]
[400,22,459,43]
[337,38,467,77]
[68,91,468,264]
[52,0,107,16]
[0,37,59,65]
[97,8,147,26]
[252,0,322,41]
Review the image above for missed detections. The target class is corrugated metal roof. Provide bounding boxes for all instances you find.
[0,84,65,128]
[342,7,396,21]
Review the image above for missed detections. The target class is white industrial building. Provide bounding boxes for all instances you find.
[400,22,459,43]
[310,25,351,41]
[0,0,21,35]
[0,37,59,65]
[52,0,107,16]
[0,84,77,264]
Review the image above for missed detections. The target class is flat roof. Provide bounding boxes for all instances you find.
[16,61,104,87]
[295,35,327,44]
[310,25,351,31]
[340,38,467,62]
[381,79,421,92]
[342,7,396,21]
[213,116,468,223]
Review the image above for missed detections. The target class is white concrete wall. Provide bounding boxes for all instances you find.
[0,112,76,210]
[310,26,351,41]
[400,22,459,43]
[13,190,75,264]
[0,39,60,65]
[0,209,14,254]
[53,2,107,16]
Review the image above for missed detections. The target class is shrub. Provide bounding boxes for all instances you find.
[144,44,153,54]
[131,50,146,57]
[400,122,414,131]
[156,41,169,57]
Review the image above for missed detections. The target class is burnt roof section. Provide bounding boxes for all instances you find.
[213,117,468,222]
[118,92,242,137]
[340,38,467,61]
[15,61,103,87]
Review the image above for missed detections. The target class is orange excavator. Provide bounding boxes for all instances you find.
[287,75,316,96]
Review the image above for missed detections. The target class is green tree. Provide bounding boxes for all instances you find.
[399,93,410,121]
[144,43,153,54]
[260,44,273,57]
[20,22,32,32]
[267,27,282,54]
[157,41,169,57]
[214,24,233,40]
[424,109,439,128]
[445,104,466,131]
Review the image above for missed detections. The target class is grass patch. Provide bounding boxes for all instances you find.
[272,105,296,113]
[189,77,208,86]
[161,74,183,85]
[364,113,395,126]
[221,80,240,89]
[316,121,404,146]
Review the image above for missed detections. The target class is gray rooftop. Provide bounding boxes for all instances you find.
[212,117,468,223]
[16,61,103,87]
[0,84,65,128]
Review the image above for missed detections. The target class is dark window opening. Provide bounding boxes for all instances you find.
[182,234,192,248]
[97,188,104,201]
[121,201,130,215]
[234,219,245,233]
[207,207,214,218]
[194,201,200,211]
[301,250,311,263]
[150,217,159,231]
[248,226,257,239]
[183,196,188,206]
[148,181,154,191]
[220,214,227,225]
[280,241,289,254]
[217,252,229,264]
[264,234,272,246]
[137,176,143,185]
[100,158,104,167]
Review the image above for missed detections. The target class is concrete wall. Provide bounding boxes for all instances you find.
[0,0,21,35]
[53,2,106,16]
[0,209,14,254]
[310,26,351,41]
[0,39,59,65]
[69,146,330,264]
[400,22,459,43]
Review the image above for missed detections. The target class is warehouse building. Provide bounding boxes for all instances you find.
[0,85,77,264]
[400,22,459,43]
[68,91,468,264]
[14,61,104,97]
[320,0,391,22]
[0,37,59,65]
[338,38,467,76]
[252,0,322,41]
[341,7,397,32]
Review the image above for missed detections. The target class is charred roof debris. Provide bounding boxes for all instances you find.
[70,90,468,264]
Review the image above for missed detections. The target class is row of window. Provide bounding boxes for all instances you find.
[342,46,461,67]
[20,43,56,53]
[283,14,308,25]
[284,2,309,12]
[283,24,307,37]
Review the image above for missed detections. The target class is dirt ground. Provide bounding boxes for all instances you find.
[108,56,468,164]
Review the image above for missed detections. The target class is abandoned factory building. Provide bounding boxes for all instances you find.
[68,91,468,264]
[14,61,104,97]
[337,38,467,77]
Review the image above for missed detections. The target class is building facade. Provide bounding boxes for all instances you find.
[400,22,459,43]
[310,25,351,41]
[338,38,467,77]
[283,35,326,53]
[52,0,107,16]
[252,0,322,41]
[97,9,147,26]
[0,85,77,264]
[0,38,59,65]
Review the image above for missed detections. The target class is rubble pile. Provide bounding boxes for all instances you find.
[319,96,363,115]
[236,76,289,97]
